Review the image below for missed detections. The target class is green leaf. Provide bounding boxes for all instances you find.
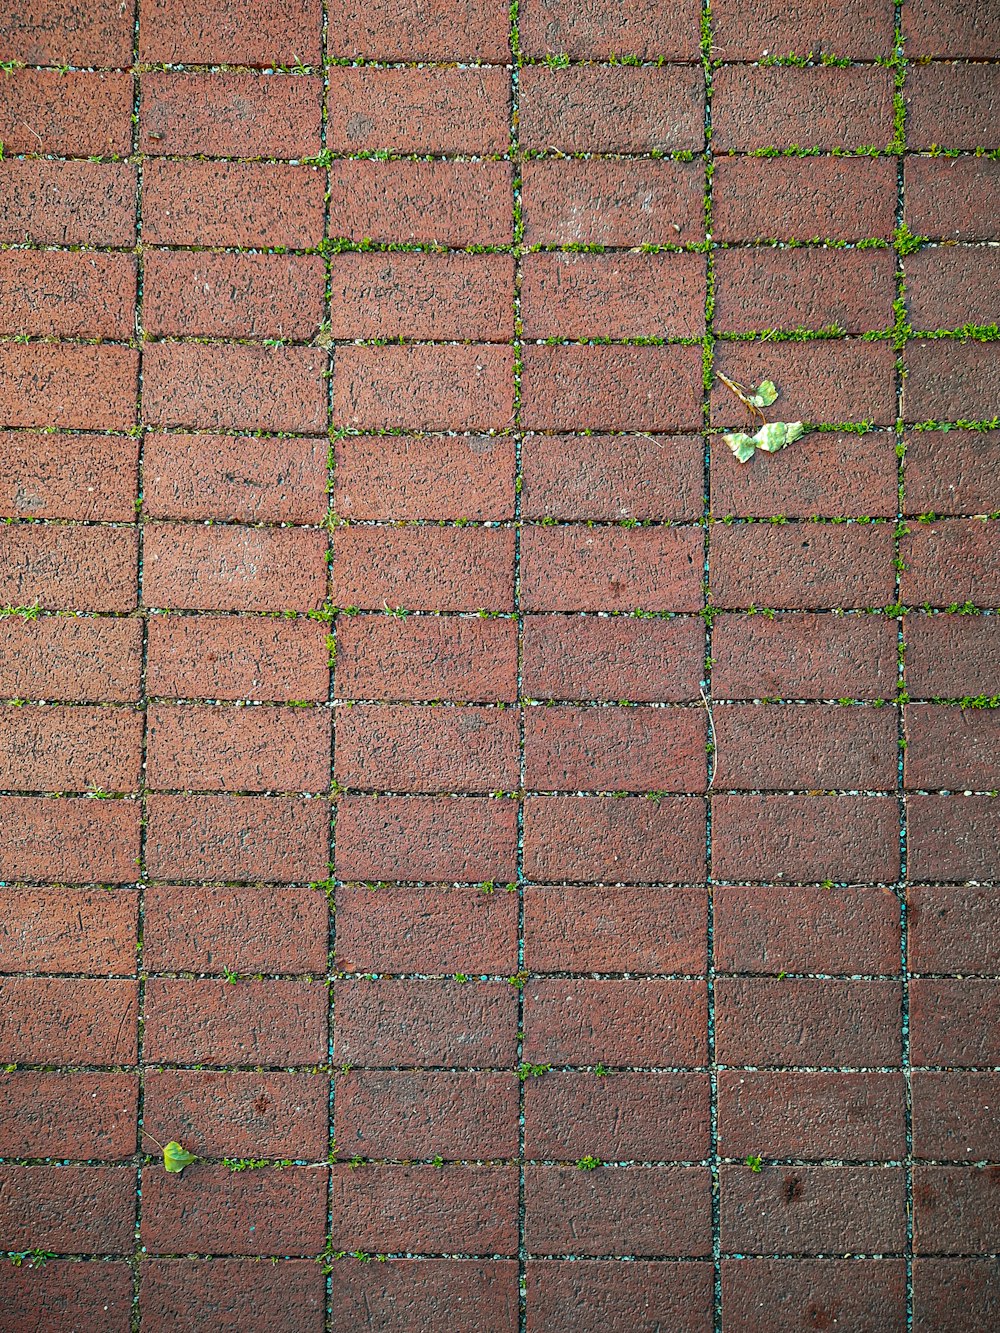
[751,380,778,407]
[723,432,757,463]
[163,1141,197,1173]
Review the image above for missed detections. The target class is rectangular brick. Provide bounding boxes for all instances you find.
[335,616,518,702]
[905,158,1000,242]
[332,527,514,612]
[901,519,1000,606]
[905,341,1000,424]
[521,252,704,341]
[0,1166,136,1254]
[327,66,510,154]
[523,795,706,882]
[527,1261,713,1333]
[147,614,329,701]
[146,794,328,882]
[333,345,514,431]
[714,885,901,975]
[0,70,131,156]
[0,252,135,340]
[142,159,325,247]
[328,160,513,246]
[328,0,509,60]
[906,64,1000,150]
[143,524,326,612]
[713,66,893,152]
[523,614,704,702]
[905,249,1000,331]
[713,703,897,790]
[140,71,323,157]
[913,1259,1000,1333]
[335,1261,518,1333]
[712,0,894,59]
[904,704,1000,789]
[334,977,517,1066]
[0,431,138,522]
[0,796,140,882]
[525,1166,712,1257]
[141,1260,325,1332]
[521,158,705,247]
[0,977,138,1063]
[335,795,517,881]
[143,252,325,340]
[521,527,703,613]
[0,524,137,613]
[0,703,142,792]
[0,1071,137,1159]
[910,978,1000,1066]
[0,344,137,430]
[335,434,514,522]
[524,885,707,973]
[715,247,894,337]
[334,703,520,793]
[336,1070,519,1159]
[912,1072,1000,1161]
[524,1071,710,1161]
[143,885,328,974]
[913,1166,1000,1253]
[712,341,897,427]
[712,158,896,243]
[722,1259,905,1333]
[523,978,707,1067]
[524,705,706,791]
[0,886,137,973]
[521,0,701,59]
[712,431,898,519]
[715,977,901,1066]
[908,794,1000,880]
[138,0,323,64]
[0,615,141,703]
[908,885,1000,974]
[145,978,327,1064]
[720,1165,905,1253]
[905,614,1000,698]
[6,0,137,64]
[335,885,518,975]
[519,65,703,153]
[710,525,895,609]
[903,0,992,55]
[0,160,137,247]
[521,344,703,431]
[904,428,1000,516]
[521,432,702,522]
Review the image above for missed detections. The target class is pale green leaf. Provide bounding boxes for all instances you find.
[723,432,757,463]
[752,380,778,408]
[753,421,793,453]
[163,1141,197,1173]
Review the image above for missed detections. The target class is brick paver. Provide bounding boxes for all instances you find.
[0,0,998,1328]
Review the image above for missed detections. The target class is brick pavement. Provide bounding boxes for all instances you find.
[0,0,998,1328]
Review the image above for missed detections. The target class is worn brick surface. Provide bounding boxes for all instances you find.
[143,524,327,611]
[519,65,704,153]
[908,885,1000,974]
[521,252,705,340]
[721,1259,906,1332]
[522,344,704,432]
[335,434,514,521]
[905,157,1000,241]
[712,341,897,427]
[904,429,1000,515]
[146,614,330,701]
[522,526,703,612]
[0,253,136,340]
[0,70,132,156]
[0,1072,137,1159]
[526,1261,713,1333]
[713,703,897,790]
[913,1167,1000,1254]
[334,345,515,431]
[5,0,137,64]
[0,703,142,791]
[905,64,1000,149]
[0,345,138,431]
[913,1259,1000,1333]
[911,1072,1000,1161]
[905,614,1000,698]
[0,796,140,882]
[138,0,323,64]
[334,979,517,1067]
[0,1166,136,1254]
[332,526,514,611]
[328,160,513,246]
[522,614,704,702]
[146,703,330,791]
[523,886,707,973]
[712,0,894,58]
[327,66,510,154]
[145,794,328,881]
[336,795,518,882]
[521,159,705,246]
[901,519,1000,606]
[523,795,706,882]
[335,616,519,702]
[0,886,137,973]
[145,978,328,1065]
[327,0,510,60]
[0,160,138,247]
[0,1261,134,1333]
[334,1261,519,1332]
[139,71,323,158]
[520,0,701,59]
[0,431,138,521]
[712,158,896,242]
[523,979,708,1067]
[714,248,894,336]
[0,616,141,702]
[140,1261,326,1333]
[713,66,894,152]
[521,433,703,521]
[142,160,326,247]
[712,431,898,517]
[524,705,706,791]
[0,524,138,612]
[710,524,895,609]
[908,794,1000,880]
[711,612,898,699]
[0,977,138,1064]
[721,1165,906,1253]
[143,252,325,340]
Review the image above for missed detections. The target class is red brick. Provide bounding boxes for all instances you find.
[524,885,707,973]
[0,432,137,522]
[525,1165,712,1256]
[0,616,141,703]
[714,885,901,974]
[335,795,517,881]
[140,71,322,158]
[0,345,137,431]
[0,886,136,973]
[334,345,514,432]
[712,0,894,59]
[714,248,894,337]
[0,70,131,156]
[903,0,993,55]
[521,252,703,341]
[336,1070,518,1159]
[144,1070,328,1160]
[0,977,138,1063]
[5,0,136,65]
[0,161,137,247]
[328,160,513,246]
[336,616,518,702]
[335,1260,518,1332]
[327,66,510,153]
[521,344,703,432]
[522,614,704,703]
[905,341,1000,424]
[713,66,893,152]
[524,1071,710,1161]
[908,794,1000,880]
[906,65,1000,151]
[912,1072,1000,1161]
[143,253,324,341]
[523,795,706,882]
[710,525,895,609]
[715,977,901,1066]
[524,705,706,791]
[143,885,329,974]
[0,253,135,340]
[146,703,329,792]
[712,611,897,699]
[523,978,707,1067]
[147,615,329,702]
[908,885,1000,974]
[0,1261,133,1333]
[0,796,140,882]
[328,0,509,60]
[143,524,326,612]
[335,434,514,522]
[901,519,1000,606]
[527,1260,713,1333]
[519,65,703,153]
[712,341,897,427]
[146,794,328,882]
[905,158,1000,242]
[332,527,514,612]
[905,249,1000,332]
[712,432,898,519]
[913,1166,1000,1254]
[138,0,323,64]
[913,1258,1000,1333]
[717,1071,905,1160]
[712,794,900,882]
[335,884,518,974]
[521,527,703,613]
[142,160,325,248]
[721,1164,905,1253]
[329,252,513,342]
[0,704,141,792]
[141,1165,328,1255]
[331,1164,517,1252]
[0,525,137,613]
[0,1166,135,1254]
[521,0,701,59]
[905,704,1000,789]
[721,1259,905,1332]
[905,614,1000,698]
[140,1260,325,1332]
[713,702,897,789]
[713,158,896,242]
[334,704,520,792]
[904,429,1000,516]
[334,978,517,1066]
[145,978,327,1065]
[0,1071,136,1158]
[521,158,705,247]
[910,979,1000,1066]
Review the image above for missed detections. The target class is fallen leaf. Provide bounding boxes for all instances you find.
[163,1141,198,1173]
